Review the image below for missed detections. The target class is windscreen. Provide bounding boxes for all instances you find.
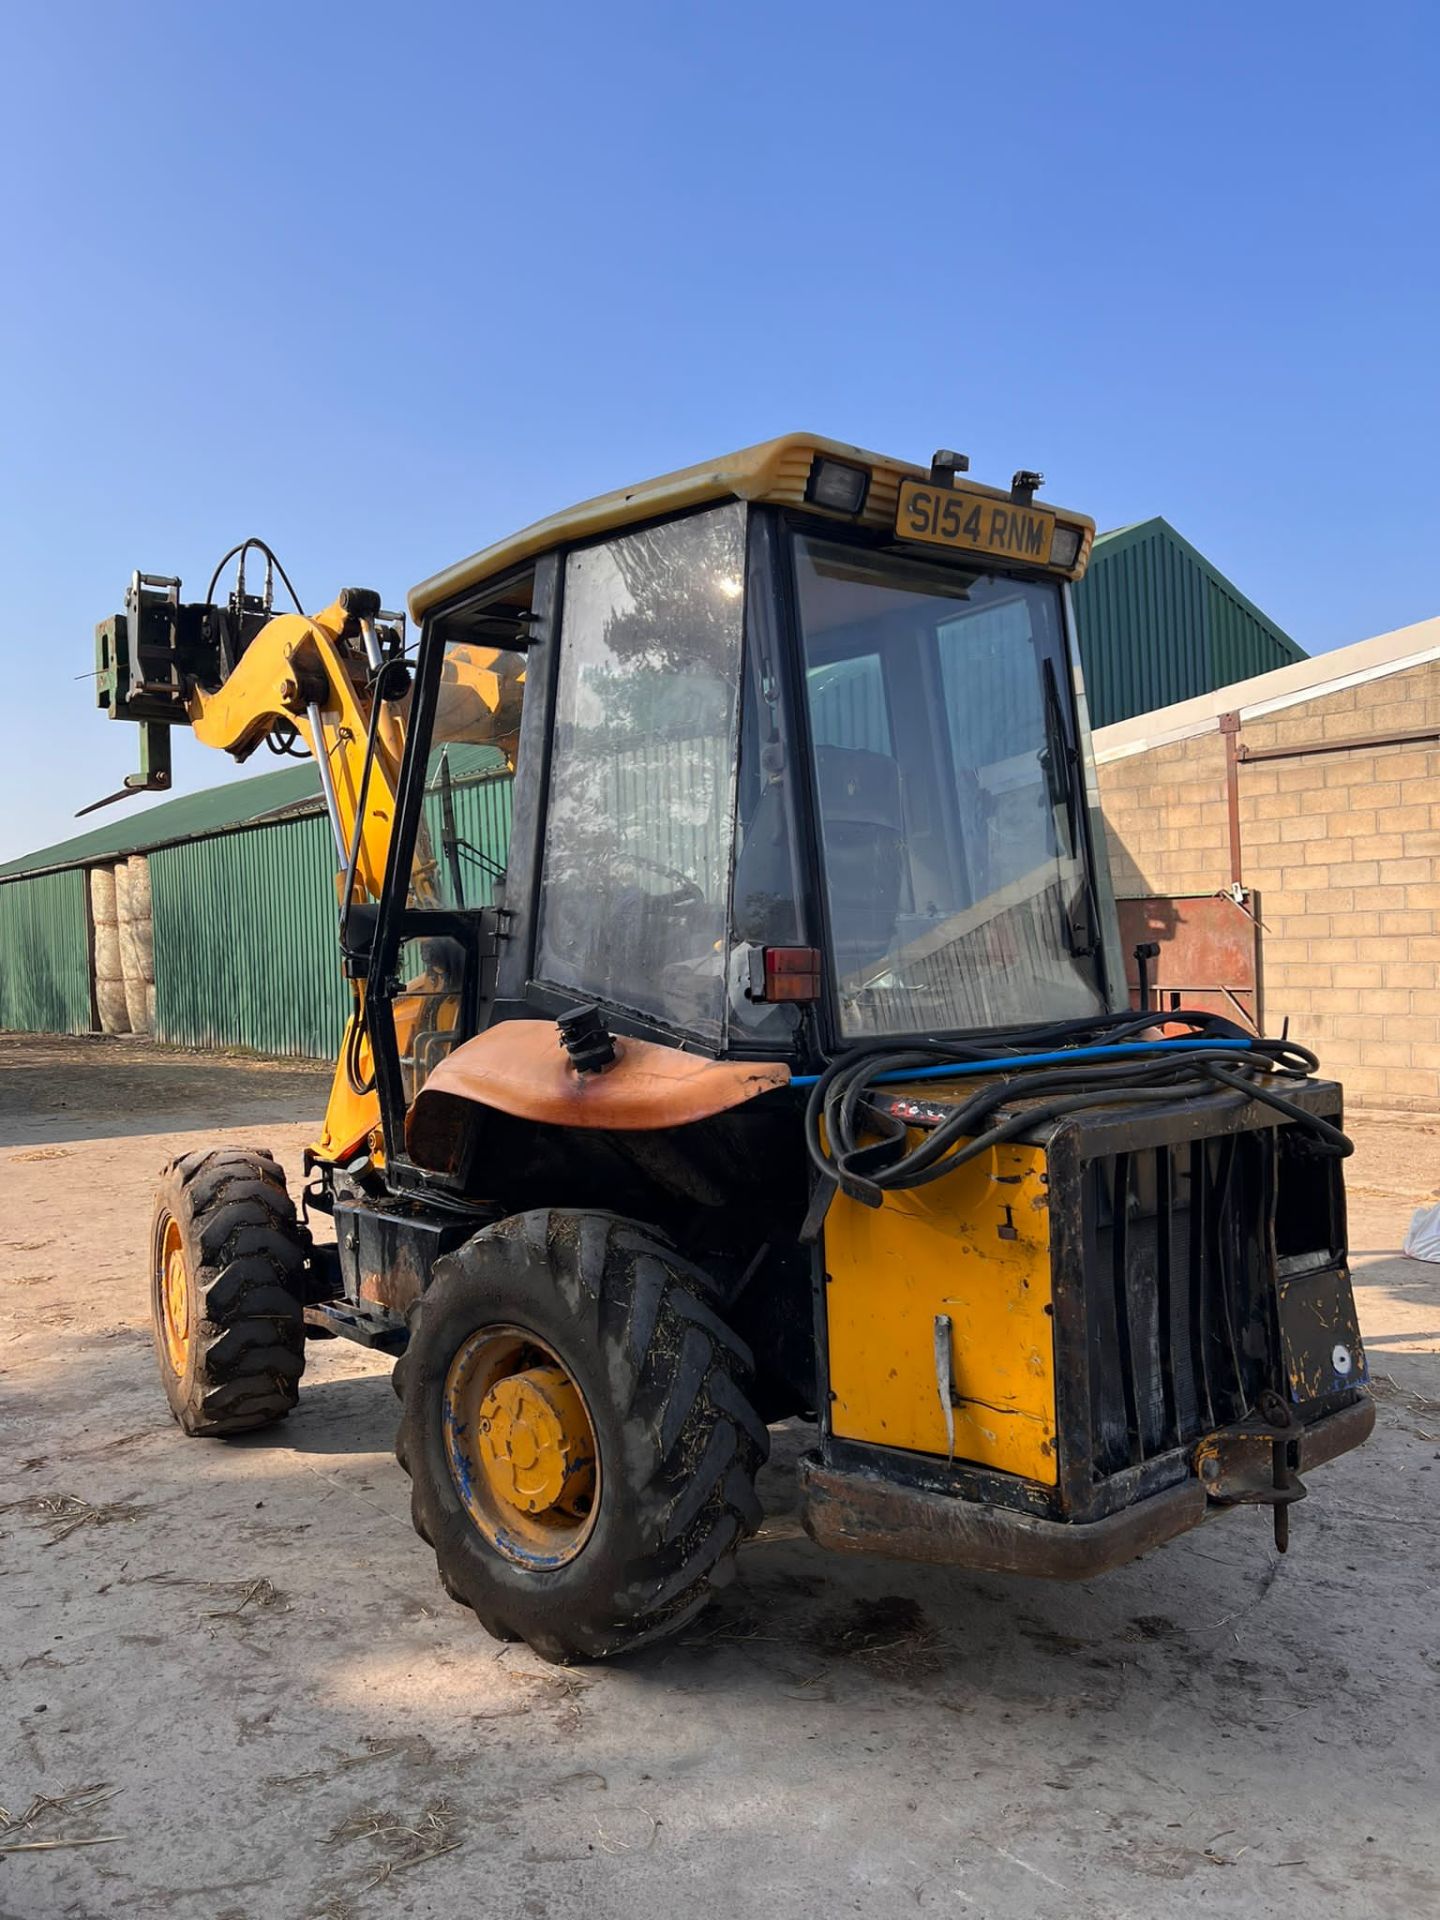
[795,535,1106,1038]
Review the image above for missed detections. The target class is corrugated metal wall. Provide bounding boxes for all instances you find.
[1209,576,1277,690]
[150,813,351,1058]
[418,770,514,909]
[1073,529,1210,726]
[808,603,1046,768]
[145,770,515,1059]
[0,869,92,1035]
[1072,521,1303,729]
[808,659,891,754]
[604,737,732,900]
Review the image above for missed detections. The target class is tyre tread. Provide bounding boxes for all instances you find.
[152,1148,309,1439]
[395,1209,767,1663]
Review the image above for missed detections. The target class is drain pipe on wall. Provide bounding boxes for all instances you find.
[1219,711,1244,893]
[1218,707,1440,905]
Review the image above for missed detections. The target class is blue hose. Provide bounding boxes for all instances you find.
[788,1036,1253,1090]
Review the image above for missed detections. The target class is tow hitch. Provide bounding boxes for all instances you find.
[1194,1391,1371,1553]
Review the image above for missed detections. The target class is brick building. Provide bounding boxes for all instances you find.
[1094,614,1440,1111]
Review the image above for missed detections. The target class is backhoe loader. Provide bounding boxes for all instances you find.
[93,435,1373,1661]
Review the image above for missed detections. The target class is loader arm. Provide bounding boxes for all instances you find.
[188,598,406,901]
[94,571,525,1166]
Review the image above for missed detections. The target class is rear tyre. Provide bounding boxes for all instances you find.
[150,1147,309,1437]
[393,1210,768,1663]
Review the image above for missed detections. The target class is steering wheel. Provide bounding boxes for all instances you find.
[540,855,707,968]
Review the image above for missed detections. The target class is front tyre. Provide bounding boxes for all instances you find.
[394,1211,768,1663]
[150,1147,309,1436]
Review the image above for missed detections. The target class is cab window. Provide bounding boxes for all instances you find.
[535,504,748,1043]
[396,574,531,1100]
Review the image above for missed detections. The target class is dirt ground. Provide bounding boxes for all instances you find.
[1,1033,1437,1920]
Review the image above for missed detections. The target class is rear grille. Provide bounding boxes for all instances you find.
[1081,1134,1276,1478]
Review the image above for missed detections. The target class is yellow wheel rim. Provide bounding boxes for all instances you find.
[158,1215,192,1377]
[443,1326,600,1568]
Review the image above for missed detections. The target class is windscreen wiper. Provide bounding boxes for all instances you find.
[436,749,467,906]
[434,748,507,903]
[1042,659,1098,958]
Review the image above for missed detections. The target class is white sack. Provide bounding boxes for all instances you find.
[1403,1203,1440,1263]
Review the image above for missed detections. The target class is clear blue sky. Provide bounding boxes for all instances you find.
[2,1,1436,862]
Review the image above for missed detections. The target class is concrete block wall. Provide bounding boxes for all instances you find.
[1097,730,1231,899]
[1097,656,1440,1111]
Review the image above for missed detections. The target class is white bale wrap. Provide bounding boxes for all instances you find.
[128,856,155,982]
[96,978,131,1035]
[112,858,132,933]
[90,865,129,1033]
[127,855,152,916]
[90,865,118,929]
[93,923,123,984]
[123,978,149,1034]
[114,859,151,1034]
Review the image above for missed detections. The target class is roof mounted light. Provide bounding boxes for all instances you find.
[806,456,870,516]
[1048,523,1082,570]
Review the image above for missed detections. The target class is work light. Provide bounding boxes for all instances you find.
[1049,523,1082,570]
[806,457,870,516]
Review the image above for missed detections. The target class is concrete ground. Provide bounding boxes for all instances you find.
[1,1032,1437,1920]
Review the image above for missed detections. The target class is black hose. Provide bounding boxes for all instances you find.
[345,1000,375,1099]
[805,1010,1352,1211]
[264,720,310,759]
[204,538,306,617]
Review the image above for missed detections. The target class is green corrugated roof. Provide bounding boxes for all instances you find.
[0,746,506,881]
[0,764,324,880]
[1094,520,1146,543]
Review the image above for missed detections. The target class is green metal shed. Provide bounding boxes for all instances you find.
[0,752,509,1060]
[149,811,352,1059]
[1072,518,1305,730]
[0,867,93,1035]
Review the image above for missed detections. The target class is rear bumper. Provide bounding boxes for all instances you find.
[799,1394,1375,1579]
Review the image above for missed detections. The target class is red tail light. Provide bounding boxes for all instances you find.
[761,946,822,1003]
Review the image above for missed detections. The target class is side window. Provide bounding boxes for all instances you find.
[407,641,523,912]
[394,933,466,1106]
[409,743,514,912]
[396,575,531,1103]
[536,504,747,1042]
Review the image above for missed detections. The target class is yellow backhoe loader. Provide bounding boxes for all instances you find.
[93,436,1372,1661]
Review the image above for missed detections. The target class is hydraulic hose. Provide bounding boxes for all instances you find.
[803,1009,1352,1212]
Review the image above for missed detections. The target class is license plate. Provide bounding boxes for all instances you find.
[895,477,1055,565]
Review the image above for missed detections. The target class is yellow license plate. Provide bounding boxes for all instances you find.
[895,477,1056,565]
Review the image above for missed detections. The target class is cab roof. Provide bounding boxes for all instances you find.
[407,433,1094,620]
